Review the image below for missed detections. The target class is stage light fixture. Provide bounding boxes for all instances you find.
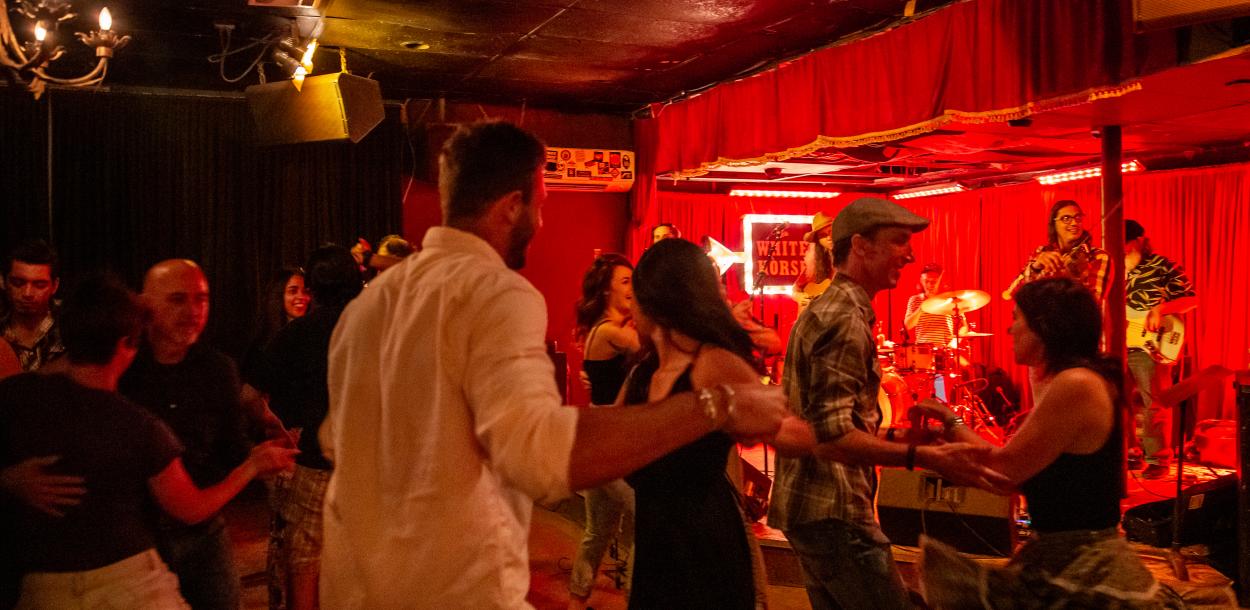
[891,184,968,200]
[729,189,840,199]
[1036,160,1144,185]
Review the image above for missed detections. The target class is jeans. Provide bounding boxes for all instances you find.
[568,479,634,598]
[1128,350,1172,465]
[156,517,240,610]
[785,518,912,610]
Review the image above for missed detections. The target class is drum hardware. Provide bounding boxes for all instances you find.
[919,289,991,317]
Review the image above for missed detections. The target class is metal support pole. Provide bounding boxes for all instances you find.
[1101,125,1126,364]
[1237,375,1250,607]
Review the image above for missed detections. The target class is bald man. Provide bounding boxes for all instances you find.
[119,259,253,610]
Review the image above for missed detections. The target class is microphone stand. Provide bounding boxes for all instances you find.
[750,222,786,478]
[751,222,788,310]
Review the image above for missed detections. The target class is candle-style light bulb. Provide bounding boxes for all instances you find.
[34,23,47,42]
[99,7,112,32]
[301,39,317,71]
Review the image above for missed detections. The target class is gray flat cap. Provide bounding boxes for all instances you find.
[829,197,930,243]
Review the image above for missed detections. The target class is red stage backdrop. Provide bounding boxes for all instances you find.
[647,0,1175,176]
[637,162,1250,422]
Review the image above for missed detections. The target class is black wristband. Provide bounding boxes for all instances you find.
[905,444,918,471]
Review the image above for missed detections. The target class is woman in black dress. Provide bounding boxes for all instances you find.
[623,238,758,609]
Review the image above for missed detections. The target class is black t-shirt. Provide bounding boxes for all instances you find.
[256,304,344,470]
[120,343,251,488]
[0,373,183,572]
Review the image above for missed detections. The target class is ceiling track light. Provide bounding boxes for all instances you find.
[891,184,968,199]
[1036,160,1144,185]
[729,189,840,199]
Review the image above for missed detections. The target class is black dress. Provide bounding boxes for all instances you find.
[623,358,754,610]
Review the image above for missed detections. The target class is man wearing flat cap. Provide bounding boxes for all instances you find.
[770,197,1005,609]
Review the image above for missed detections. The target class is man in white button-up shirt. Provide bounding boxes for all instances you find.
[320,121,786,609]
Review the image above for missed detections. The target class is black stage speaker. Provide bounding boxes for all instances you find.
[245,73,384,145]
[1123,474,1237,578]
[877,467,1015,557]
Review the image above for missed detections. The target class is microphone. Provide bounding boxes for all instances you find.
[769,222,789,238]
[995,386,1014,409]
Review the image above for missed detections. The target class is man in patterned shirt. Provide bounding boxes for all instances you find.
[1124,219,1197,480]
[1,240,64,372]
[770,198,1006,609]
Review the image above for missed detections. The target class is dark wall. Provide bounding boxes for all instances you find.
[400,102,633,405]
[0,87,405,357]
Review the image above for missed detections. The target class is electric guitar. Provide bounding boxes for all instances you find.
[1125,306,1185,364]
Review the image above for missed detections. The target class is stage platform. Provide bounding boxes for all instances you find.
[742,444,1240,607]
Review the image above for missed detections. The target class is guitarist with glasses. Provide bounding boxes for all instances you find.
[1124,219,1197,480]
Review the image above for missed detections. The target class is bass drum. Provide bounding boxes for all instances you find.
[878,369,913,427]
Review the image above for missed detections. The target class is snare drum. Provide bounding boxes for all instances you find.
[893,344,937,371]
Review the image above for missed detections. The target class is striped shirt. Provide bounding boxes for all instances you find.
[905,293,954,345]
[1126,253,1194,313]
[770,274,888,542]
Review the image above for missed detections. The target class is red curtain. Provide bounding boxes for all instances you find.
[652,0,1174,176]
[639,162,1250,422]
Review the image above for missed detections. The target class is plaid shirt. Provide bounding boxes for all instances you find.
[769,274,888,542]
[1023,239,1111,303]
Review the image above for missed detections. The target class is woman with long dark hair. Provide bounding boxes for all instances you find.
[567,253,639,610]
[916,277,1182,608]
[622,238,758,609]
[573,253,640,406]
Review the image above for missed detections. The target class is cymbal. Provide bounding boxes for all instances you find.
[920,289,991,316]
[959,331,994,337]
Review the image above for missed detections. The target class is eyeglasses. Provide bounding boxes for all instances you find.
[1054,213,1085,225]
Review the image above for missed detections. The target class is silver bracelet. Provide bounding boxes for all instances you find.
[696,387,724,429]
[719,384,737,425]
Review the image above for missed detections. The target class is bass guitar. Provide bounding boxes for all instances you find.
[1125,306,1185,364]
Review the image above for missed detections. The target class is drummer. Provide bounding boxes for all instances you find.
[904,263,964,345]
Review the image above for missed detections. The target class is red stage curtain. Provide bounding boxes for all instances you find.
[652,0,1174,176]
[640,163,1250,422]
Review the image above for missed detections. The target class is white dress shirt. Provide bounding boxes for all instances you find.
[320,226,578,609]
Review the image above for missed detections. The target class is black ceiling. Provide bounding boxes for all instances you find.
[32,0,953,113]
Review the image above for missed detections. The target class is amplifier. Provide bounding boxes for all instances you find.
[877,467,1017,557]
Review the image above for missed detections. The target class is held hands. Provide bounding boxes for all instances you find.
[246,440,299,478]
[0,456,87,518]
[719,383,787,445]
[920,444,1013,495]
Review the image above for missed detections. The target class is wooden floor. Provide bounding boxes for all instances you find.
[222,455,1241,609]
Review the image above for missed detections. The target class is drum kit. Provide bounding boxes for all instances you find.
[878,289,1006,443]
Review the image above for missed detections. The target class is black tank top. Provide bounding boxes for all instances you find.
[1020,387,1123,533]
[582,320,630,406]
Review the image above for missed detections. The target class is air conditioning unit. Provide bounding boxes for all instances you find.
[544,147,635,192]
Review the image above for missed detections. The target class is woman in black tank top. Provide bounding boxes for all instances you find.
[567,253,639,608]
[623,239,763,609]
[917,277,1183,608]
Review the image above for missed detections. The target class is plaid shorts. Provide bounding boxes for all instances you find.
[277,465,331,573]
